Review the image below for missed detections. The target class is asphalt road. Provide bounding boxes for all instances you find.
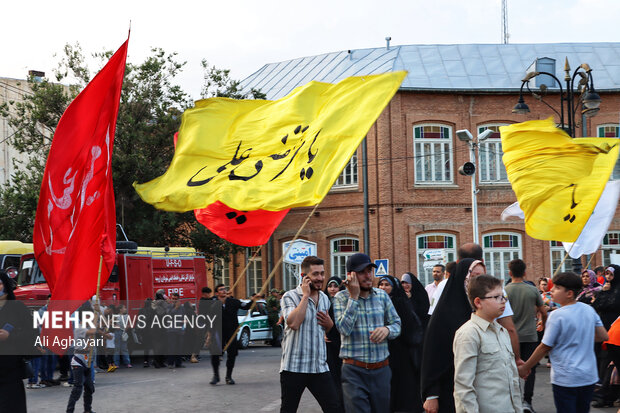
[24,344,619,413]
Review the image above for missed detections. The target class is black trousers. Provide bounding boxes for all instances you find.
[280,370,342,413]
[0,379,27,413]
[66,365,94,413]
[520,342,538,404]
[211,338,238,375]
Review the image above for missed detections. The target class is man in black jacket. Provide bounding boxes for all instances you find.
[208,284,254,385]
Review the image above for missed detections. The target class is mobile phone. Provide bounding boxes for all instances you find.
[2,323,14,333]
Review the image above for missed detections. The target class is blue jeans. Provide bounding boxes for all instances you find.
[28,357,41,384]
[552,383,595,413]
[66,364,93,413]
[41,352,57,381]
[113,331,131,366]
[341,363,391,413]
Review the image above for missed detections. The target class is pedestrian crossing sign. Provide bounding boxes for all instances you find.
[374,259,389,276]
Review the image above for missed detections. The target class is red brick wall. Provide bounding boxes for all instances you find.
[209,90,620,296]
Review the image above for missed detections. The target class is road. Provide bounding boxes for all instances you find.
[24,344,619,413]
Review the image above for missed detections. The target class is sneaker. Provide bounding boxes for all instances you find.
[143,361,150,368]
[107,364,117,372]
[190,356,199,363]
[26,383,34,389]
[61,382,73,387]
[126,364,133,368]
[522,401,536,413]
[31,383,44,389]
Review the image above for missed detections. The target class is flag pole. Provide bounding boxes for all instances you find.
[585,253,596,270]
[221,203,319,353]
[88,256,104,368]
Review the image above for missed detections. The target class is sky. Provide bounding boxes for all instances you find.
[3,0,620,100]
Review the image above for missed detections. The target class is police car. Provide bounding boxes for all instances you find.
[236,300,281,349]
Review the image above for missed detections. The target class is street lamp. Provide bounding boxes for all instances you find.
[512,57,601,273]
[456,128,494,245]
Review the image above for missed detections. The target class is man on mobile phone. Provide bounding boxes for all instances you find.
[279,256,341,413]
[333,253,401,413]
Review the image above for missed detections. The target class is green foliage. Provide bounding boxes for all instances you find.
[0,43,258,259]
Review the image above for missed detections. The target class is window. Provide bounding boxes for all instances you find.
[246,247,262,297]
[549,241,571,274]
[282,262,300,291]
[483,233,522,284]
[416,234,456,287]
[333,152,358,188]
[414,124,453,184]
[602,231,620,267]
[331,238,359,280]
[213,257,230,287]
[478,124,509,183]
[597,124,620,180]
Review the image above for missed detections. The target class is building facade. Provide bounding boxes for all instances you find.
[206,43,620,296]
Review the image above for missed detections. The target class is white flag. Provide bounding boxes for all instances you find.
[501,201,525,221]
[562,180,620,258]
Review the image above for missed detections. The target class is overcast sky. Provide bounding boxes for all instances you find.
[3,0,619,100]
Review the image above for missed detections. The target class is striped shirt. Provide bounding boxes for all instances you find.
[333,288,401,363]
[280,286,331,373]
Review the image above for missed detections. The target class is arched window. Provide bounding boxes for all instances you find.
[333,152,358,188]
[602,231,620,267]
[483,232,522,283]
[331,238,360,280]
[416,233,456,286]
[413,124,453,184]
[477,124,509,183]
[549,241,571,274]
[246,247,262,297]
[597,124,620,179]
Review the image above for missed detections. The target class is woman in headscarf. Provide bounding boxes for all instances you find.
[577,269,602,305]
[402,272,430,330]
[0,269,37,413]
[592,265,620,330]
[324,276,344,408]
[378,275,424,412]
[420,259,486,413]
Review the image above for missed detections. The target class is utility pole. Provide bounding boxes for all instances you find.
[501,0,508,44]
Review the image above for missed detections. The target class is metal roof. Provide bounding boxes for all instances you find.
[240,43,620,100]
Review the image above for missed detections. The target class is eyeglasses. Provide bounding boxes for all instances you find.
[480,294,508,303]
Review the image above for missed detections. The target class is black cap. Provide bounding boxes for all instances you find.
[346,253,377,273]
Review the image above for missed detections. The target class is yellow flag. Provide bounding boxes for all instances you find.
[133,71,406,212]
[500,118,619,242]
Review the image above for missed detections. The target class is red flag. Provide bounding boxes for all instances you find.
[33,38,127,351]
[194,201,289,247]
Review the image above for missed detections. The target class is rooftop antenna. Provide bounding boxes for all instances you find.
[385,36,391,50]
[501,0,509,44]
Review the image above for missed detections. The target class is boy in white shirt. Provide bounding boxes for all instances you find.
[453,275,522,413]
[519,272,608,413]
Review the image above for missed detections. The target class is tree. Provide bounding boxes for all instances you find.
[0,44,256,260]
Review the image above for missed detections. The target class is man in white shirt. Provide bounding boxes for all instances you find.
[425,265,445,301]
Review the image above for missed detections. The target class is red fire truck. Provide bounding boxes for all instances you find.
[14,242,208,314]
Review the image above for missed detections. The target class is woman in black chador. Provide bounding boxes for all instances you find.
[378,275,424,412]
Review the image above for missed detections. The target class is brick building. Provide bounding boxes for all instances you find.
[208,43,620,297]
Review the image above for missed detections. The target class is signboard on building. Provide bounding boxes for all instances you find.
[423,249,446,269]
[283,239,317,265]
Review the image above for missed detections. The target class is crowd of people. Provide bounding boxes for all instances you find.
[277,245,620,413]
[1,244,620,413]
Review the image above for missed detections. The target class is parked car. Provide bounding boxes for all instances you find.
[237,300,281,349]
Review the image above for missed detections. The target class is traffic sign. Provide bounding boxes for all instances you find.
[423,259,444,269]
[374,259,389,276]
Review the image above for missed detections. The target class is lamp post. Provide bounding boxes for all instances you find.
[456,128,494,245]
[511,57,602,273]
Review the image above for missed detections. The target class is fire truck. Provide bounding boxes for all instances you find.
[14,241,208,314]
